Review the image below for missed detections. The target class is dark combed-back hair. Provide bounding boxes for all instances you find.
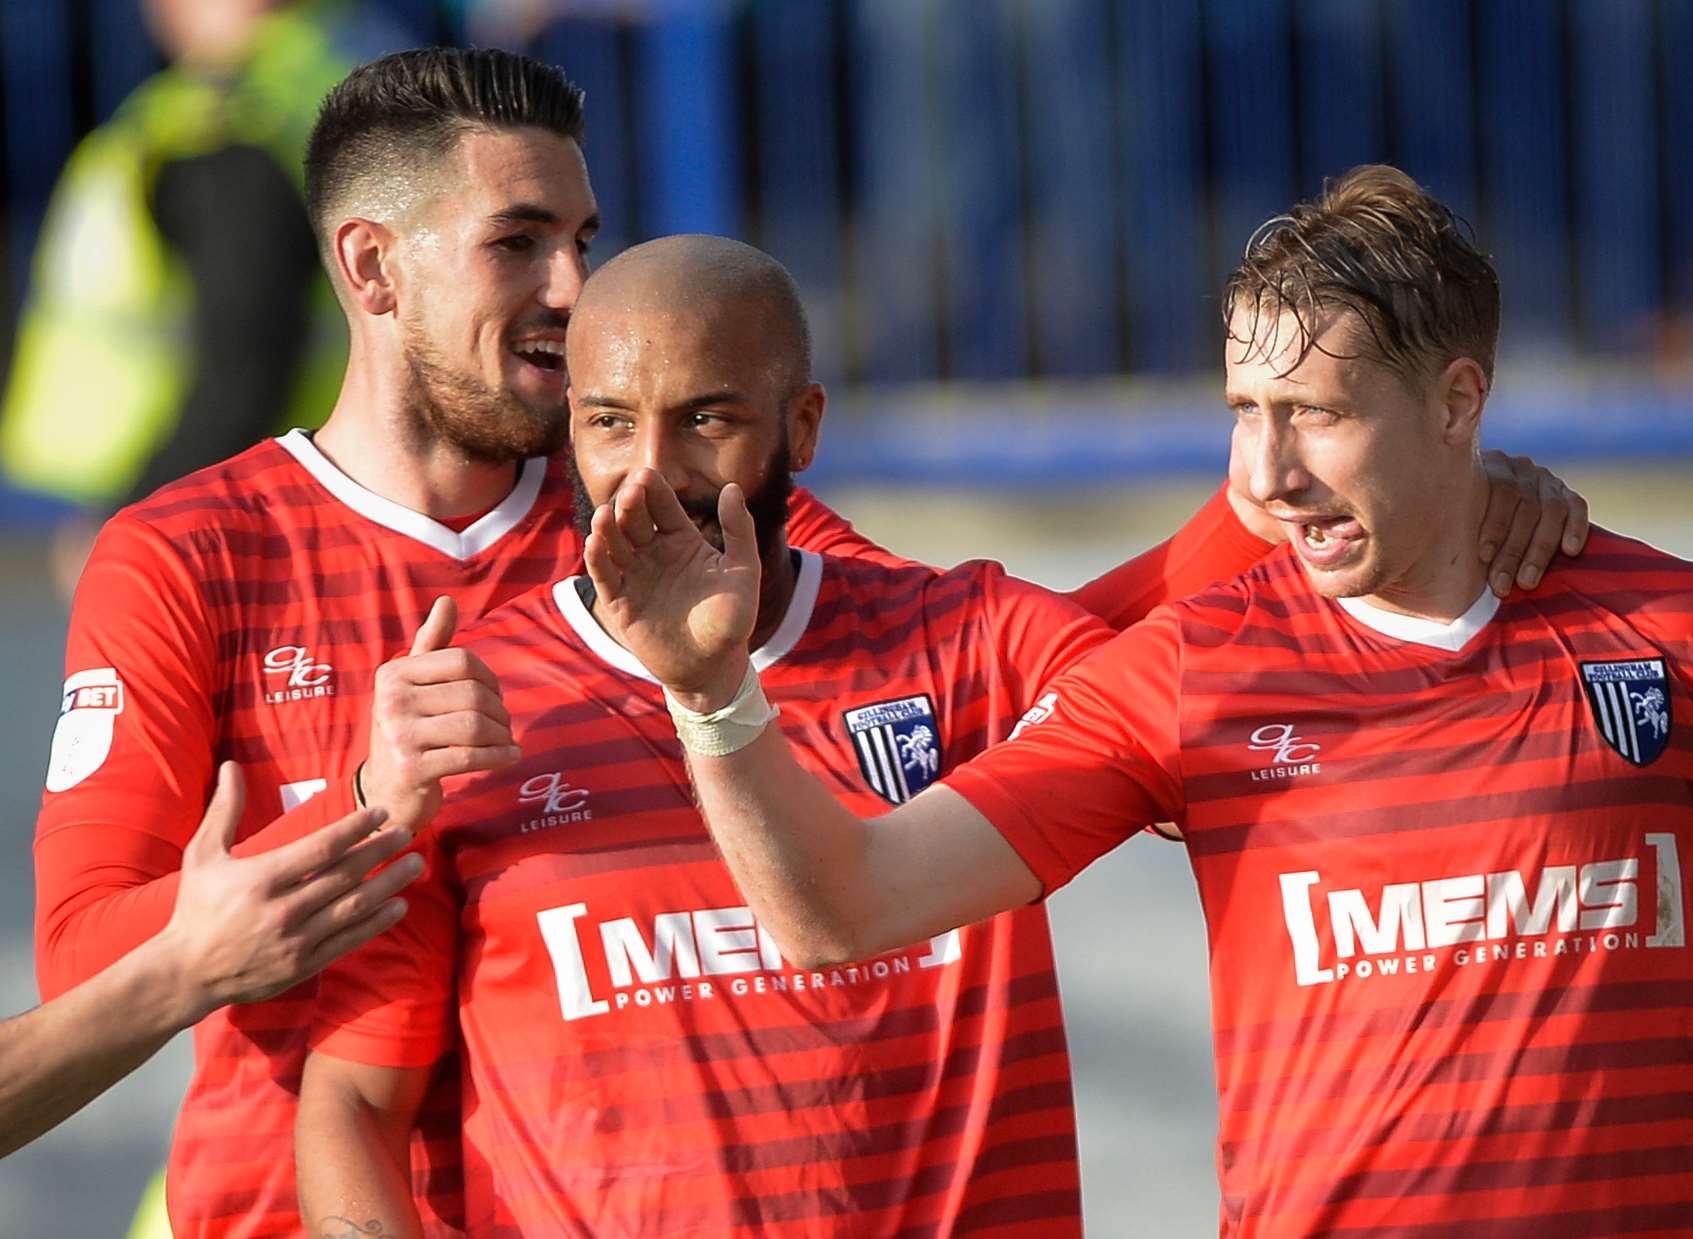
[1221,164,1501,386]
[305,46,586,242]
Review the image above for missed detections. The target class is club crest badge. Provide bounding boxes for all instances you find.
[843,694,942,805]
[1581,657,1672,767]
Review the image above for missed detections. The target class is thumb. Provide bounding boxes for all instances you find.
[187,761,246,862]
[410,595,457,656]
[717,483,759,574]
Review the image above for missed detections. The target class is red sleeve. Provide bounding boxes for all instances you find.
[310,825,460,1069]
[786,486,923,570]
[1069,482,1272,629]
[975,564,1114,714]
[943,607,1186,895]
[32,516,361,1000]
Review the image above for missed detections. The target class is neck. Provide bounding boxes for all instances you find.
[311,354,524,519]
[1358,461,1490,622]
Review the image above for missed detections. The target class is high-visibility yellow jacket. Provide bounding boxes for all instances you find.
[0,1,351,505]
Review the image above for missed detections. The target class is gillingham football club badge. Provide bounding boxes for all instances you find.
[1581,657,1672,767]
[843,694,942,805]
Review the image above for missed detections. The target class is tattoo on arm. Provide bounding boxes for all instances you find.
[318,1220,395,1239]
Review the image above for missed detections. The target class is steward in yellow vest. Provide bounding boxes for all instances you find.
[1,0,357,512]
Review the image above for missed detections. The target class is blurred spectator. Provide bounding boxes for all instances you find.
[0,0,399,600]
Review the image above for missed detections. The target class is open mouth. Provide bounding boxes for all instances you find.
[1291,515,1365,565]
[512,339,566,373]
[1279,514,1361,565]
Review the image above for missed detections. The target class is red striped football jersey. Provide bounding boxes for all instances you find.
[32,430,896,1238]
[311,553,1111,1235]
[946,530,1693,1236]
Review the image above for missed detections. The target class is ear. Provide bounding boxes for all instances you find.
[786,383,826,473]
[1432,356,1487,447]
[333,217,399,317]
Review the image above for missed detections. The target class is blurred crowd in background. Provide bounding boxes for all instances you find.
[4,0,1693,560]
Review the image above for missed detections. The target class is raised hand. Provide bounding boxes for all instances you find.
[162,762,422,1021]
[1476,450,1590,595]
[359,596,519,830]
[584,468,760,711]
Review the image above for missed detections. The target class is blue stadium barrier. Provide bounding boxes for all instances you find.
[635,0,741,240]
[933,0,1027,380]
[540,18,633,261]
[850,1,940,382]
[1478,0,1571,350]
[1023,0,1119,377]
[1662,0,1693,314]
[1118,1,1209,372]
[1205,0,1297,301]
[802,386,1693,490]
[2,3,76,299]
[1572,0,1659,352]
[1295,0,1384,191]
[752,0,846,383]
[1383,0,1477,224]
[90,0,158,125]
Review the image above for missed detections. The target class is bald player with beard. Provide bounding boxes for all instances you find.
[298,233,1113,1237]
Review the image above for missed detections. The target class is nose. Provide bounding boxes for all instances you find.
[1245,414,1310,507]
[540,244,589,312]
[631,421,689,493]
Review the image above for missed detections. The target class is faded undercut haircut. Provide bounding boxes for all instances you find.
[304,46,586,253]
[1222,164,1501,387]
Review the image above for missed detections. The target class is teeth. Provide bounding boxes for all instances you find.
[515,339,564,357]
[1306,524,1327,545]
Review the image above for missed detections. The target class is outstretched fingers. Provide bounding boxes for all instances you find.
[717,483,759,574]
[298,895,411,978]
[284,835,423,938]
[260,805,395,892]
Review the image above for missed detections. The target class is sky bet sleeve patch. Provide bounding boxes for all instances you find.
[45,667,125,793]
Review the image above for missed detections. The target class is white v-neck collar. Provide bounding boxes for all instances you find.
[1335,587,1500,652]
[551,550,824,683]
[276,428,547,561]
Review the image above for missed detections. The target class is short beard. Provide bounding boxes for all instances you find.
[571,437,795,566]
[402,333,569,464]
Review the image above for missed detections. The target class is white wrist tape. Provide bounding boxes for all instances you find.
[664,664,779,757]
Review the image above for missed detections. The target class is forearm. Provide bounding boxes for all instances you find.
[0,935,191,1157]
[687,724,1036,966]
[688,728,887,967]
[1068,481,1274,628]
[296,1060,423,1239]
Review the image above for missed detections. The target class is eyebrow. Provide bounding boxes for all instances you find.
[576,391,756,411]
[486,204,601,234]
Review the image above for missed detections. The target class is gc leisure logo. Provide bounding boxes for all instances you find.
[1248,723,1322,781]
[518,771,594,832]
[263,644,335,704]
